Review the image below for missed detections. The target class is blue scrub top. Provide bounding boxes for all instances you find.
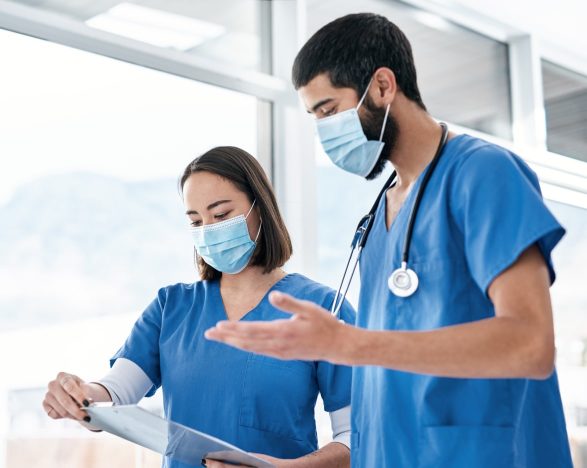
[111,273,355,467]
[352,135,573,467]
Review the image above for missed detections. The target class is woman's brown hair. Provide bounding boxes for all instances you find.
[179,146,293,280]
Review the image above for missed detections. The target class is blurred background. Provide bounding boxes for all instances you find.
[0,0,586,466]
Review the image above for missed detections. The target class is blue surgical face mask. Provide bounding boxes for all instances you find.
[315,77,390,177]
[190,201,261,274]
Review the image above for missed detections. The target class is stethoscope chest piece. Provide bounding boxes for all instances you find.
[388,262,419,297]
[330,122,448,312]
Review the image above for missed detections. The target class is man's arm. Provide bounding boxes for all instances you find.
[205,245,555,379]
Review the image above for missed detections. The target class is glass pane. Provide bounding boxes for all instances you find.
[542,61,587,162]
[546,200,587,466]
[306,0,512,140]
[0,30,257,466]
[315,140,393,307]
[9,0,271,72]
[0,29,257,331]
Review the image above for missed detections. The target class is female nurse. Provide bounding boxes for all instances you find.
[42,146,355,467]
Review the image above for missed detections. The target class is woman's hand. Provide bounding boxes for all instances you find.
[252,454,294,467]
[42,372,93,421]
[204,453,293,467]
[203,461,251,468]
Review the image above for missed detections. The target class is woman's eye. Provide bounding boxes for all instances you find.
[214,212,228,220]
[190,220,202,227]
[324,107,336,116]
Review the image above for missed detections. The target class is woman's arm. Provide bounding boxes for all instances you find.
[96,358,153,405]
[258,442,349,467]
[207,406,351,467]
[43,358,151,429]
[43,372,111,423]
[329,405,351,449]
[206,443,349,468]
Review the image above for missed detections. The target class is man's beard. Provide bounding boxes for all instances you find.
[361,95,399,180]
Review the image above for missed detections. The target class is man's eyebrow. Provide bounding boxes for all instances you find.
[185,199,232,215]
[307,98,334,114]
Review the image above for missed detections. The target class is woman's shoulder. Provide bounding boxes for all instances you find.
[279,273,356,322]
[155,279,218,304]
[278,273,338,304]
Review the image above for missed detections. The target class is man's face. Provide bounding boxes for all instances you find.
[299,73,398,180]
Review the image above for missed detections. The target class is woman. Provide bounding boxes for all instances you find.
[42,146,355,467]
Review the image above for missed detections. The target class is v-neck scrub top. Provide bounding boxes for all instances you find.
[351,135,573,467]
[110,273,355,466]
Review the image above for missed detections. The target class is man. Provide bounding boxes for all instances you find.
[206,13,573,467]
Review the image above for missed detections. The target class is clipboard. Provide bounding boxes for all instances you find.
[84,403,275,467]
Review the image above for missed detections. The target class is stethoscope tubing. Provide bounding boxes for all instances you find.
[331,122,448,316]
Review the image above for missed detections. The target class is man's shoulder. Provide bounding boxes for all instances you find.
[443,134,537,186]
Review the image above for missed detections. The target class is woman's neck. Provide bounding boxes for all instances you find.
[218,266,288,321]
[220,266,287,293]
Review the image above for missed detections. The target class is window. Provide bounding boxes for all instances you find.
[314,141,393,307]
[0,29,258,331]
[307,0,512,140]
[547,200,587,466]
[542,61,587,162]
[0,29,257,467]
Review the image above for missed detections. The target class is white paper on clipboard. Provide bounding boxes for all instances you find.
[84,404,275,467]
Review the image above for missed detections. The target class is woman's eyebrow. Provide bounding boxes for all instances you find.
[185,199,232,215]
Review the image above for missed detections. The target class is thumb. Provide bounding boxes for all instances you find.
[269,291,324,317]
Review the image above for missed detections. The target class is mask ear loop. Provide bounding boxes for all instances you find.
[356,76,375,109]
[379,103,391,142]
[193,246,203,277]
[253,219,262,243]
[244,199,257,219]
[245,199,262,243]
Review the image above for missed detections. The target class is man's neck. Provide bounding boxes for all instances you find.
[388,106,446,189]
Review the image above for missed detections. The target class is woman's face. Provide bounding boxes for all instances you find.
[183,171,261,241]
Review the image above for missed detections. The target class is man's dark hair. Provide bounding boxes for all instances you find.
[292,13,426,110]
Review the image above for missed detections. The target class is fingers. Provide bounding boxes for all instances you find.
[58,373,89,407]
[44,373,89,421]
[268,291,324,316]
[42,397,62,419]
[205,319,296,357]
[207,319,287,339]
[205,460,250,468]
[43,392,69,419]
[204,460,221,468]
[205,325,286,355]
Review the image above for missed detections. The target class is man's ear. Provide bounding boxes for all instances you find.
[371,67,398,106]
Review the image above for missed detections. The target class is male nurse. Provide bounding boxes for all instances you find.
[207,13,573,467]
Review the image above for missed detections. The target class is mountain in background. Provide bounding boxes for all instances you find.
[0,172,197,330]
[0,169,585,341]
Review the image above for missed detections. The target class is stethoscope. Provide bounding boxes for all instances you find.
[330,122,449,316]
